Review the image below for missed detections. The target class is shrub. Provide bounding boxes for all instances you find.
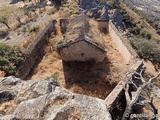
[55,38,64,52]
[30,7,37,14]
[145,33,151,40]
[140,30,146,37]
[22,27,27,33]
[0,43,25,76]
[131,39,160,69]
[15,16,21,24]
[0,16,10,29]
[51,74,58,81]
[29,25,40,33]
[23,7,31,17]
[128,27,140,35]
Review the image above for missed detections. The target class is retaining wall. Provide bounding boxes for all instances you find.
[105,60,144,112]
[18,20,57,79]
[108,21,138,63]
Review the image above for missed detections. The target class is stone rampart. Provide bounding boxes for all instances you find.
[18,20,57,79]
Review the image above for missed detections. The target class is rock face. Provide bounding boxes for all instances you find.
[100,6,109,21]
[110,9,126,30]
[81,0,99,9]
[80,0,125,31]
[0,77,112,120]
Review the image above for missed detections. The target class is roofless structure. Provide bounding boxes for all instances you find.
[57,13,106,62]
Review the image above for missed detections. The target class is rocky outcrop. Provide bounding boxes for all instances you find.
[110,9,126,30]
[81,0,99,9]
[0,77,111,120]
[100,6,109,21]
[80,0,125,31]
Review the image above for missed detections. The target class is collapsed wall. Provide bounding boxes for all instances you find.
[18,20,57,79]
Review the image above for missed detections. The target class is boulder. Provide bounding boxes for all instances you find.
[14,94,48,119]
[81,0,99,9]
[45,94,112,120]
[0,114,16,120]
[0,77,111,120]
[100,6,109,21]
[110,9,126,30]
[0,76,21,86]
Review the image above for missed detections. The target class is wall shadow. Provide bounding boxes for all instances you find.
[62,57,116,99]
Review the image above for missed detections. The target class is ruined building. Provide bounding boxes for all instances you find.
[97,6,110,33]
[56,13,106,63]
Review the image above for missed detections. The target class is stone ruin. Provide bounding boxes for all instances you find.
[57,13,106,63]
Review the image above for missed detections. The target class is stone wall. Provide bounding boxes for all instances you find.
[60,40,106,62]
[108,21,138,63]
[105,61,144,119]
[18,20,57,79]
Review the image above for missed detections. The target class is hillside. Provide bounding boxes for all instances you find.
[123,0,160,23]
[123,0,160,37]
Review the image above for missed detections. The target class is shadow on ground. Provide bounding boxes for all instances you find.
[62,57,118,99]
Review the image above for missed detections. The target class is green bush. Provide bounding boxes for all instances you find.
[46,74,58,81]
[128,27,140,35]
[22,27,27,33]
[0,43,25,76]
[140,30,146,37]
[145,33,151,40]
[131,39,160,69]
[51,74,58,81]
[29,25,40,33]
